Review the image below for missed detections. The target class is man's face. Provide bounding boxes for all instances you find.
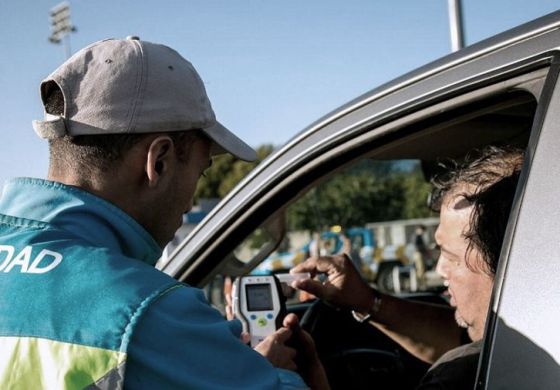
[157,136,212,246]
[435,195,494,341]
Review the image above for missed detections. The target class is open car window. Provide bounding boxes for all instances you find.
[198,69,544,314]
[156,41,560,386]
[208,157,441,312]
[157,16,560,386]
[180,66,549,389]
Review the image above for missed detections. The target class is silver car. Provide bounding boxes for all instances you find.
[160,10,560,390]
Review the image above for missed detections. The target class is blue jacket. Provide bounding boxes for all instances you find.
[0,178,307,389]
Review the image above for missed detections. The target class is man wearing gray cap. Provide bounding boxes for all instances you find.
[0,37,327,389]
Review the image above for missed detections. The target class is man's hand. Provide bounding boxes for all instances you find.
[254,323,298,371]
[254,314,304,371]
[259,313,330,389]
[290,254,374,313]
[223,276,251,344]
[227,278,330,387]
[283,314,330,390]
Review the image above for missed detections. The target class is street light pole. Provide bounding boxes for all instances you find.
[48,2,77,59]
[63,34,71,59]
[448,0,465,52]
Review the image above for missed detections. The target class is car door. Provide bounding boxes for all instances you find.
[478,60,560,389]
[161,12,560,390]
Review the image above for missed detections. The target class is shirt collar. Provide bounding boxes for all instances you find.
[0,178,162,266]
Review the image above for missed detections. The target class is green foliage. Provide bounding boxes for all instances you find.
[196,149,434,232]
[195,145,274,201]
[400,172,434,219]
[287,160,433,231]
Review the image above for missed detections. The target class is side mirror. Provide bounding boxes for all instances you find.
[218,210,287,277]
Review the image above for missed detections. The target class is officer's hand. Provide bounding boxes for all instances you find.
[223,276,251,344]
[254,316,297,371]
[290,254,373,312]
[224,276,234,320]
[283,314,330,390]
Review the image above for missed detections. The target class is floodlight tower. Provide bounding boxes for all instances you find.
[448,0,465,52]
[48,2,77,59]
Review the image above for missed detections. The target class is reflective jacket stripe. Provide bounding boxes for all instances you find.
[0,336,126,389]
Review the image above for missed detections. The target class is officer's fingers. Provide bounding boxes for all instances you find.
[224,277,233,309]
[282,313,300,330]
[224,276,232,294]
[299,329,318,355]
[284,345,298,360]
[273,326,293,344]
[240,332,251,344]
[225,304,234,321]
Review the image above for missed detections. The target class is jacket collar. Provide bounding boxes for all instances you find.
[0,178,162,266]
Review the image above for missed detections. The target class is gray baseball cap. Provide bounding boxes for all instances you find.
[32,36,256,162]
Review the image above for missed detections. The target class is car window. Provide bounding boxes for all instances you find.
[156,33,558,387]
[161,67,547,285]
[205,157,439,312]
[250,158,438,288]
[202,84,541,314]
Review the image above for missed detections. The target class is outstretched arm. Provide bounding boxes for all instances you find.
[291,255,462,364]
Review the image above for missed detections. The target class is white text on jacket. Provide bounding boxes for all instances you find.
[0,245,63,274]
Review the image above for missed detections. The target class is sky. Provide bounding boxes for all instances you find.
[0,0,559,187]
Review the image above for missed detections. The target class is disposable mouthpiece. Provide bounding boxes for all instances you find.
[275,273,310,284]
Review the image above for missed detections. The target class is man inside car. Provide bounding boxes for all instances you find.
[291,145,523,389]
[0,37,329,389]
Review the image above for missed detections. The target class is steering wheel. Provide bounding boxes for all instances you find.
[299,299,416,390]
[299,298,326,335]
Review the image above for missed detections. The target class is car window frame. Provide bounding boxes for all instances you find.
[163,60,551,287]
[477,57,560,389]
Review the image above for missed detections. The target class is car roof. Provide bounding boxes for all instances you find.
[285,10,560,148]
[161,10,560,280]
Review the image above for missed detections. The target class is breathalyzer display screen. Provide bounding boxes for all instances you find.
[246,283,273,311]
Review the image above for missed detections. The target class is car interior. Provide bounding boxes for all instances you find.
[182,67,546,389]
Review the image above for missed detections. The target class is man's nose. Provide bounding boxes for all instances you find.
[435,256,448,278]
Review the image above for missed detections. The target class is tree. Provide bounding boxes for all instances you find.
[195,145,274,201]
[287,160,433,231]
[195,148,434,232]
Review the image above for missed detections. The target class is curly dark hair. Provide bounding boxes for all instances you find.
[429,146,525,276]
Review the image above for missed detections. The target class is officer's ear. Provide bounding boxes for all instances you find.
[145,135,175,188]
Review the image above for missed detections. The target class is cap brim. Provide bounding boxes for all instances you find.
[203,122,257,162]
[32,114,67,139]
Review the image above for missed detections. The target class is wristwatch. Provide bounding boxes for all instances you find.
[351,289,382,323]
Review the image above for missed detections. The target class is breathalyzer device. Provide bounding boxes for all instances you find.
[232,275,286,347]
